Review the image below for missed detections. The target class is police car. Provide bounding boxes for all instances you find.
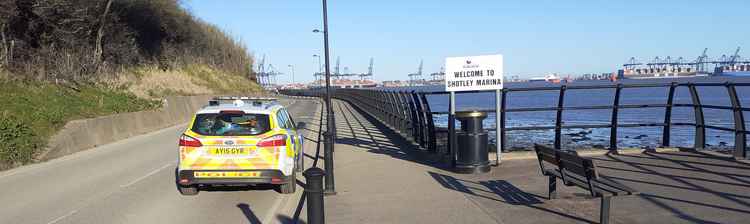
[176,97,303,195]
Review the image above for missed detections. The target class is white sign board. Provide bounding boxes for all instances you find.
[444,54,504,92]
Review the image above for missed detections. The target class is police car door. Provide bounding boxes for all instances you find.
[276,109,297,160]
[283,109,302,156]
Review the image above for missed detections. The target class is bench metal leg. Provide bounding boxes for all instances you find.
[600,196,612,224]
[548,175,557,199]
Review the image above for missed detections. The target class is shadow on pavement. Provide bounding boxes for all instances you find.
[334,100,454,172]
[428,171,595,224]
[277,214,307,224]
[236,203,261,224]
[589,151,750,223]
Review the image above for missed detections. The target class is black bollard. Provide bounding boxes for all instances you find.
[304,168,326,224]
[454,111,491,174]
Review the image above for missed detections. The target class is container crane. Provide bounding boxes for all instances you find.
[729,47,741,65]
[256,55,268,87]
[430,66,445,81]
[408,59,423,87]
[359,57,374,80]
[623,57,641,70]
[334,57,341,79]
[694,48,709,73]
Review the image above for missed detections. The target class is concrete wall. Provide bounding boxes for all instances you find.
[39,95,213,161]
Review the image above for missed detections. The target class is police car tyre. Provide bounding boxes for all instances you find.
[278,170,296,194]
[178,185,199,196]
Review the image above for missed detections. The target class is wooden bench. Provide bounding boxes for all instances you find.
[533,144,639,224]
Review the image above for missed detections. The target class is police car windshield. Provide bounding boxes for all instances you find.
[191,113,271,136]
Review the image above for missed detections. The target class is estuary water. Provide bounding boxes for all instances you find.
[384,76,750,150]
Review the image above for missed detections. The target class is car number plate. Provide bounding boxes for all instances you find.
[210,147,251,156]
[194,171,260,178]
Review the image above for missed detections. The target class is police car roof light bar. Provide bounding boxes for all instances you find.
[209,96,279,107]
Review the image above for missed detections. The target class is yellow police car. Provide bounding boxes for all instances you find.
[176,97,303,195]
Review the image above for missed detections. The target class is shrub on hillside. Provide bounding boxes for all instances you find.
[0,0,254,83]
[0,114,38,168]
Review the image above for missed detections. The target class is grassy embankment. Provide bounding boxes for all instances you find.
[0,80,158,169]
[0,65,262,170]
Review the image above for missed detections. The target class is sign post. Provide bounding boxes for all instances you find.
[445,54,504,165]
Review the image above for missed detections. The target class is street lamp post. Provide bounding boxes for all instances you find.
[316,0,336,195]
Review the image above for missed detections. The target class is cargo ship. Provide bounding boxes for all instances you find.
[529,74,562,83]
[714,63,750,77]
[619,66,704,79]
[620,47,749,79]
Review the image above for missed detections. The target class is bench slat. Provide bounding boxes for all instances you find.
[540,153,558,165]
[535,145,559,165]
[559,152,590,177]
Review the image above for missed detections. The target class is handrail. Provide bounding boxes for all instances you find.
[279,81,750,161]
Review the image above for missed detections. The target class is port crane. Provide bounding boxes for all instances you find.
[430,66,445,81]
[408,59,423,87]
[266,64,281,87]
[623,57,642,70]
[256,55,266,85]
[256,55,271,88]
[728,47,741,65]
[623,47,750,76]
[255,54,281,89]
[359,57,374,80]
[693,48,709,73]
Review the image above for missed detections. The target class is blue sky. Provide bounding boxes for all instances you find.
[184,0,748,83]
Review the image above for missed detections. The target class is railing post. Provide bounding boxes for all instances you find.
[374,91,383,121]
[304,167,326,224]
[494,89,502,165]
[378,91,387,123]
[382,91,390,126]
[395,91,406,134]
[688,83,706,150]
[726,82,747,159]
[410,91,421,142]
[405,92,414,138]
[412,91,425,147]
[610,84,623,151]
[387,91,397,128]
[421,93,437,153]
[500,89,507,153]
[395,91,406,133]
[555,85,567,150]
[662,82,677,147]
[381,91,389,124]
[449,92,457,163]
[400,91,411,136]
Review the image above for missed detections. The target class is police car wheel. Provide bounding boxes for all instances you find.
[278,170,296,194]
[178,185,199,196]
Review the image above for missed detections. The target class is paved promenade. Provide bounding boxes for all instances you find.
[324,99,750,224]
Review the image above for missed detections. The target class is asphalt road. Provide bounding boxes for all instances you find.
[0,98,321,224]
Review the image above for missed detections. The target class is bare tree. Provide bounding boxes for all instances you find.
[1,24,7,67]
[93,0,112,63]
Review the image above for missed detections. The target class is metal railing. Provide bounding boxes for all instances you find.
[281,82,750,161]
